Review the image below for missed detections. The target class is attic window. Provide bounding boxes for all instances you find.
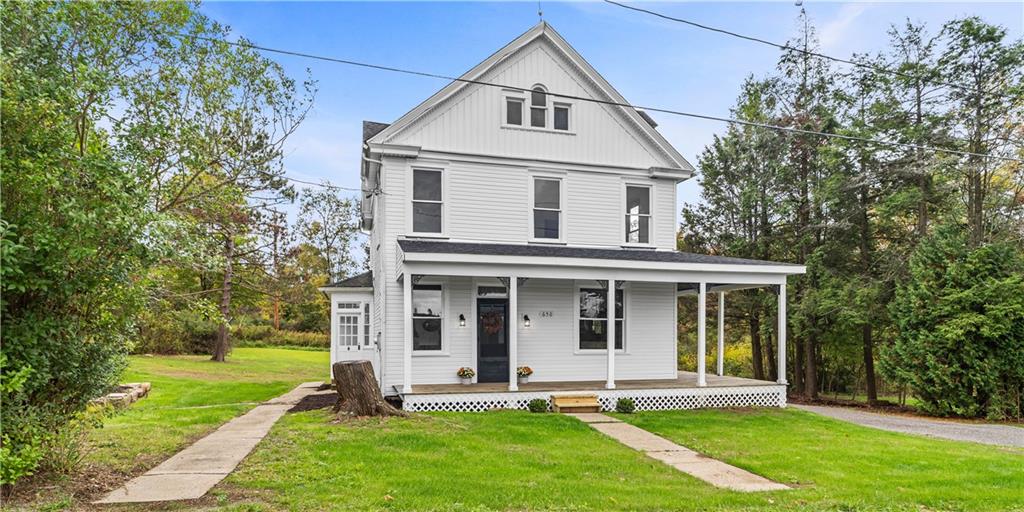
[530,86,547,128]
[554,103,570,131]
[506,97,523,126]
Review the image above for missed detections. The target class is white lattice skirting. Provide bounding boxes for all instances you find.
[401,385,787,413]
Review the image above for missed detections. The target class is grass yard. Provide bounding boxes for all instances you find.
[10,348,329,509]
[220,407,1024,512]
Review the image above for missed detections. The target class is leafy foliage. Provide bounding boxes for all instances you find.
[614,398,636,414]
[527,399,548,413]
[883,225,1024,419]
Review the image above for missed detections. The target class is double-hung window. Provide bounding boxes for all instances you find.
[532,177,561,240]
[412,169,442,234]
[578,288,624,350]
[530,86,547,128]
[411,284,443,351]
[553,103,570,131]
[625,185,651,244]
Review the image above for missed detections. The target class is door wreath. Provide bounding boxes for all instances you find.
[480,311,504,335]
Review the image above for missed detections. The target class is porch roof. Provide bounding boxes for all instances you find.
[399,240,794,266]
[398,240,804,283]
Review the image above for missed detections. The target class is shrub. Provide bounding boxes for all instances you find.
[136,308,219,354]
[527,398,548,413]
[882,225,1024,420]
[615,398,636,414]
[234,329,328,350]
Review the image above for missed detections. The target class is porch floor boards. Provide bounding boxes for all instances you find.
[403,371,776,395]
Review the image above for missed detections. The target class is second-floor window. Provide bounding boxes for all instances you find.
[533,177,561,240]
[625,185,651,244]
[530,86,547,128]
[412,169,442,234]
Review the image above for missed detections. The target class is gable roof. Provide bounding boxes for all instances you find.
[323,271,373,289]
[368,21,693,172]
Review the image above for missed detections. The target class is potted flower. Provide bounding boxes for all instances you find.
[456,367,475,385]
[517,366,533,384]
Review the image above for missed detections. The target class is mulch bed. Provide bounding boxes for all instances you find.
[289,392,338,413]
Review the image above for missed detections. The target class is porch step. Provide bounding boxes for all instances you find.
[551,393,601,413]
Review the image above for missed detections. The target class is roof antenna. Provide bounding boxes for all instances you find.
[537,1,544,22]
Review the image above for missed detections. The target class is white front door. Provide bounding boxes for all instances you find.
[334,302,380,380]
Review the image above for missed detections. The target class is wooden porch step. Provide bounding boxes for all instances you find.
[551,393,601,413]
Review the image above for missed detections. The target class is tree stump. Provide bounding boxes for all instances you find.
[332,360,406,417]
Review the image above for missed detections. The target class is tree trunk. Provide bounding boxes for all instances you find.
[862,323,877,403]
[212,235,234,362]
[749,308,765,381]
[333,361,407,417]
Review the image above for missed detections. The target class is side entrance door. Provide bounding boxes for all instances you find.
[477,298,509,383]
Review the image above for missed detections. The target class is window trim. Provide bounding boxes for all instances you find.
[573,282,628,354]
[408,166,447,238]
[411,282,448,355]
[553,102,571,131]
[530,85,547,128]
[528,173,566,244]
[622,182,654,247]
[504,95,524,127]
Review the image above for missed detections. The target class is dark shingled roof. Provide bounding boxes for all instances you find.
[325,271,373,288]
[398,240,799,267]
[363,121,390,142]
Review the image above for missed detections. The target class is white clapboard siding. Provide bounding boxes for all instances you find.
[391,39,673,170]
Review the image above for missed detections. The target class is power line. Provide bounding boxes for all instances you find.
[175,32,1024,164]
[603,0,1016,102]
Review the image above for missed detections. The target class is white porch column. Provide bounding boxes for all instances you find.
[402,274,413,393]
[777,283,788,385]
[717,291,725,377]
[697,282,707,387]
[508,275,519,391]
[606,279,616,389]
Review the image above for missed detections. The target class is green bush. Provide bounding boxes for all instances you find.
[136,309,219,355]
[882,225,1024,420]
[527,398,548,413]
[615,398,636,414]
[234,328,328,350]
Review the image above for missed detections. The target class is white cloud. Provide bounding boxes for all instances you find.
[818,3,869,51]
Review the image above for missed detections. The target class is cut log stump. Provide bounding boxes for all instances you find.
[332,361,407,417]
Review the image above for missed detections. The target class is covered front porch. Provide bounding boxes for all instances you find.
[396,240,804,411]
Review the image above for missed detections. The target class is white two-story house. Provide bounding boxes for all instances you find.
[322,22,804,412]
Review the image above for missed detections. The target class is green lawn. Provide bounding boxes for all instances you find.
[220,408,1024,511]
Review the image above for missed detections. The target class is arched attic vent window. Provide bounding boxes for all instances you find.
[530,85,547,128]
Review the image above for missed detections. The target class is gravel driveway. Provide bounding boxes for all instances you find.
[793,404,1024,448]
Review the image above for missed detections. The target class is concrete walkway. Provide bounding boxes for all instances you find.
[96,382,327,504]
[793,404,1024,448]
[569,413,789,492]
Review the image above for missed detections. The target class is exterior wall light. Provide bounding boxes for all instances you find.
[523,314,531,328]
[458,314,466,327]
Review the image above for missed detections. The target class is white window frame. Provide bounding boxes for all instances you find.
[553,102,572,132]
[622,182,654,247]
[411,282,448,356]
[529,85,548,129]
[335,301,372,351]
[528,172,566,244]
[503,93,525,127]
[408,166,447,237]
[573,282,627,354]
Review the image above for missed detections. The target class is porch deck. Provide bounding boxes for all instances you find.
[396,372,787,412]
[402,371,773,395]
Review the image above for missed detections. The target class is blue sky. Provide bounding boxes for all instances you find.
[200,1,1023,240]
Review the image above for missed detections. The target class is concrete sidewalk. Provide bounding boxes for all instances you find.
[569,413,789,492]
[96,381,328,504]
